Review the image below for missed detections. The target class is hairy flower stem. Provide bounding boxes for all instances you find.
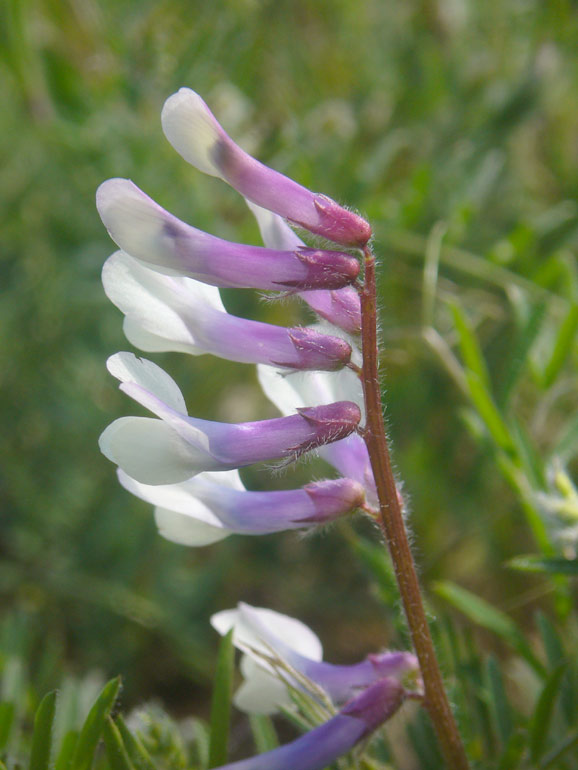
[359,245,470,770]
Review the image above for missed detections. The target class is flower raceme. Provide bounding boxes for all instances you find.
[102,250,353,371]
[117,470,366,546]
[161,88,372,247]
[96,89,416,768]
[99,352,361,485]
[211,603,420,715]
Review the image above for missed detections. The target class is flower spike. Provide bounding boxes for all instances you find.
[161,88,372,246]
[96,179,359,292]
[99,353,361,485]
[103,251,352,370]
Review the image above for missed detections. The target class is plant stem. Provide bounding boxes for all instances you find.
[359,245,470,770]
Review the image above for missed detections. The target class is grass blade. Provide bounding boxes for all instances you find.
[0,702,15,751]
[529,662,568,763]
[498,300,546,408]
[103,717,135,770]
[250,715,279,754]
[114,716,156,770]
[208,629,234,768]
[486,656,513,746]
[29,691,58,770]
[541,303,578,388]
[70,677,121,770]
[433,581,544,675]
[54,731,78,770]
[450,301,491,391]
[507,555,578,576]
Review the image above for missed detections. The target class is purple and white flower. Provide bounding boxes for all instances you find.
[211,603,419,714]
[117,470,366,547]
[103,250,352,371]
[99,352,361,485]
[96,179,360,292]
[161,88,372,247]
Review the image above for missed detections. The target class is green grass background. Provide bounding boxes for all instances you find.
[1,0,577,718]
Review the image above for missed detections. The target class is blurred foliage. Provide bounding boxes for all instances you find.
[1,0,577,766]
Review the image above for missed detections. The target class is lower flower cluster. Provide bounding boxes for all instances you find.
[98,88,419,766]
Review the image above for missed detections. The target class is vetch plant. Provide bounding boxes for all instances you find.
[98,88,471,768]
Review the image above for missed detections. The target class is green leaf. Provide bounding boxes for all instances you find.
[536,613,574,725]
[30,691,58,770]
[0,701,15,750]
[70,677,121,770]
[450,301,491,391]
[114,716,156,770]
[497,730,526,770]
[208,629,234,768]
[486,656,513,746]
[464,371,514,451]
[507,555,578,576]
[433,581,544,676]
[498,300,546,408]
[103,717,135,770]
[541,303,578,388]
[536,612,565,669]
[509,417,546,489]
[54,730,78,770]
[529,662,568,762]
[249,715,278,754]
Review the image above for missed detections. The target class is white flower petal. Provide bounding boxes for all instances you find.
[122,317,196,355]
[257,364,363,417]
[99,417,202,484]
[211,603,322,662]
[245,200,303,251]
[233,657,292,715]
[161,88,223,177]
[117,469,244,520]
[103,251,227,356]
[107,352,187,414]
[154,507,229,546]
[97,179,185,273]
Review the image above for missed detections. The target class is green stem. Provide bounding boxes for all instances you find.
[359,245,470,770]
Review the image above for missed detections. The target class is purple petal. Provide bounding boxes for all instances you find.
[212,679,405,770]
